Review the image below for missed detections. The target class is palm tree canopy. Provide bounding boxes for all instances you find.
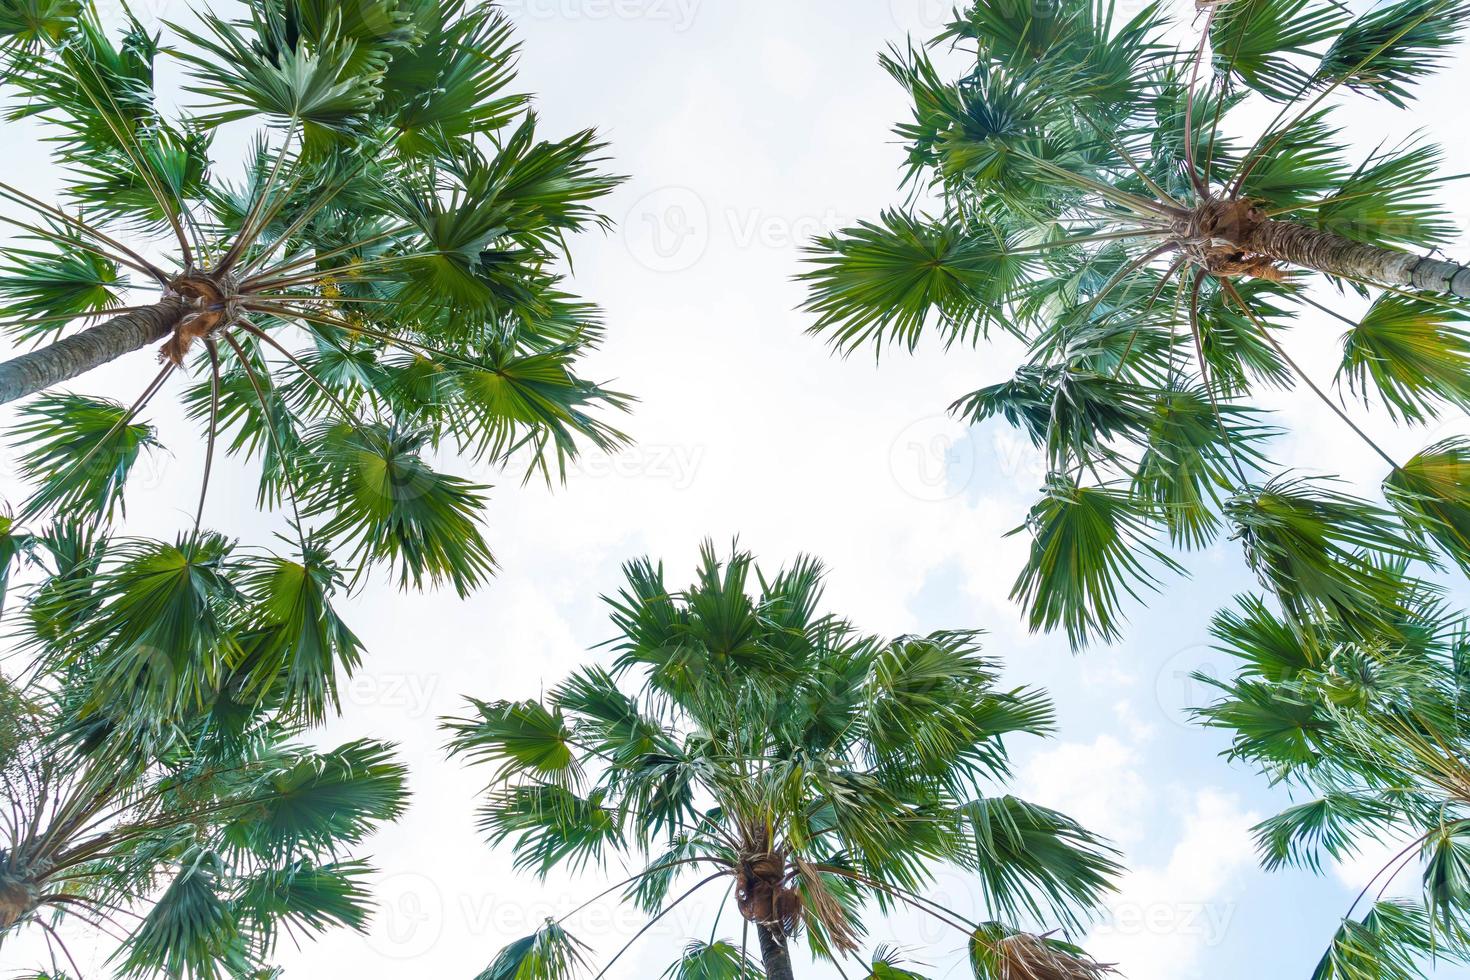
[1195,580,1470,978]
[445,542,1121,980]
[802,0,1470,650]
[800,1,1470,974]
[0,603,409,978]
[0,0,630,606]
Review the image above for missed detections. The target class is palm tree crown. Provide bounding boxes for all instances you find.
[0,0,629,603]
[803,0,1470,650]
[1196,583,1470,977]
[0,620,409,977]
[803,2,1470,974]
[445,543,1122,980]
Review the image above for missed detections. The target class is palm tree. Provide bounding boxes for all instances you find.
[801,0,1470,650]
[1194,580,1470,976]
[444,543,1121,980]
[0,623,409,977]
[0,0,628,601]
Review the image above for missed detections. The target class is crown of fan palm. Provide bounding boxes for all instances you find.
[1195,578,1470,978]
[0,0,630,610]
[803,3,1470,975]
[443,543,1122,980]
[801,0,1470,650]
[0,635,409,978]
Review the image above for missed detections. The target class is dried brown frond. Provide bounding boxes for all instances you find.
[995,932,1117,980]
[793,856,862,955]
[972,924,1117,980]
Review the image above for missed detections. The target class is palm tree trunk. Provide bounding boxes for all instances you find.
[1245,217,1470,296]
[0,873,37,929]
[757,924,797,980]
[0,298,187,405]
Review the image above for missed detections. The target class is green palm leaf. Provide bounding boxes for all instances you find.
[1226,476,1433,630]
[229,739,408,858]
[0,0,78,48]
[1211,0,1348,102]
[170,9,384,146]
[113,855,250,980]
[303,422,496,596]
[9,393,160,522]
[1340,295,1470,423]
[1011,477,1183,647]
[0,227,123,341]
[235,544,364,722]
[477,919,591,980]
[663,940,766,980]
[958,796,1121,933]
[1385,438,1470,573]
[1317,0,1470,108]
[802,212,1027,353]
[233,859,374,955]
[1312,901,1450,980]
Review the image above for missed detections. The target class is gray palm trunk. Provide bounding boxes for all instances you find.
[0,873,36,931]
[757,924,797,980]
[1249,218,1470,296]
[0,298,186,405]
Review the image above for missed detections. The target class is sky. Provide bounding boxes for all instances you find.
[4,1,1470,978]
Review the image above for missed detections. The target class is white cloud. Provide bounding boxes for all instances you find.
[1020,738,1259,980]
[1087,789,1259,980]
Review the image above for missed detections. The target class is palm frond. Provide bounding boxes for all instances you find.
[303,422,496,596]
[662,939,765,980]
[1317,0,1470,108]
[801,212,1028,354]
[1011,477,1183,648]
[957,796,1121,932]
[476,919,591,980]
[1385,438,1470,574]
[9,393,160,523]
[1339,295,1470,423]
[1225,476,1433,630]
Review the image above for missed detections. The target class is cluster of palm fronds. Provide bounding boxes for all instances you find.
[1196,584,1470,977]
[0,525,411,975]
[805,0,1470,646]
[446,543,1123,980]
[0,0,631,972]
[802,0,1470,974]
[0,0,630,594]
